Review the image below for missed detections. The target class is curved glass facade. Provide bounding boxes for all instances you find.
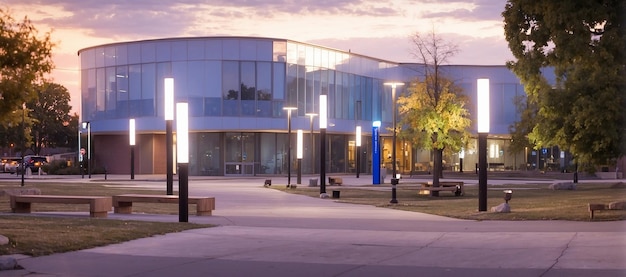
[79,37,549,176]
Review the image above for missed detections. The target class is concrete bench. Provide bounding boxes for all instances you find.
[10,195,112,218]
[112,194,215,216]
[588,201,626,219]
[418,182,464,196]
[328,177,343,186]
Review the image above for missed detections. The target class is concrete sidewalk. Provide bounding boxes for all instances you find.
[1,175,625,276]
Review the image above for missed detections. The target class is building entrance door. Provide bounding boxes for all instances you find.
[224,132,257,176]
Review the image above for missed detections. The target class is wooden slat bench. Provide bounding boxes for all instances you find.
[588,201,626,219]
[10,195,112,218]
[328,177,343,186]
[418,181,464,196]
[112,194,215,216]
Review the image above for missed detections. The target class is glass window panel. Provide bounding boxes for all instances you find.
[241,62,255,100]
[95,47,105,68]
[115,44,128,65]
[81,49,95,69]
[172,40,187,61]
[96,68,105,119]
[129,65,141,100]
[141,42,156,63]
[257,62,271,100]
[187,61,205,97]
[222,61,239,116]
[83,69,96,121]
[141,63,156,116]
[197,133,221,176]
[256,39,273,61]
[188,40,204,60]
[156,42,171,62]
[223,39,240,60]
[273,62,285,100]
[204,97,222,116]
[273,40,287,62]
[206,61,221,97]
[240,40,256,60]
[171,61,188,99]
[188,96,203,117]
[206,40,222,60]
[104,47,116,67]
[116,66,129,118]
[259,133,277,174]
[105,67,116,118]
[127,43,141,64]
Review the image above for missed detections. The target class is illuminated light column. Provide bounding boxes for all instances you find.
[385,82,403,204]
[176,102,189,222]
[283,107,297,188]
[459,148,465,173]
[477,78,490,212]
[82,121,91,179]
[165,77,174,195]
[297,129,303,185]
[319,95,328,197]
[305,113,317,174]
[372,121,381,185]
[356,126,362,178]
[129,119,136,180]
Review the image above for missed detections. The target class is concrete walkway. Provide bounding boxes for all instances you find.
[1,174,625,276]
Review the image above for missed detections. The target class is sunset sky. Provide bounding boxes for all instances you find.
[7,0,514,115]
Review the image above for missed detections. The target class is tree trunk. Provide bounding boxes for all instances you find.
[431,148,443,197]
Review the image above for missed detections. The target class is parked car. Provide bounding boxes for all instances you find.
[2,157,22,173]
[23,155,48,173]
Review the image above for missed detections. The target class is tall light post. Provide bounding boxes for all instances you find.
[319,95,328,197]
[477,78,490,212]
[82,121,91,179]
[459,148,465,173]
[176,102,189,222]
[305,113,317,174]
[385,82,403,204]
[129,118,136,180]
[297,129,303,185]
[283,107,297,188]
[356,126,362,178]
[164,78,174,195]
[21,103,25,187]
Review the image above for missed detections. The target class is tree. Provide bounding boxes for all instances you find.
[397,30,471,196]
[503,0,626,171]
[0,9,54,125]
[28,82,76,155]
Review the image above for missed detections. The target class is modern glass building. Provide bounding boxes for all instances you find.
[78,36,556,176]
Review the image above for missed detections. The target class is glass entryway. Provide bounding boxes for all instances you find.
[224,132,257,176]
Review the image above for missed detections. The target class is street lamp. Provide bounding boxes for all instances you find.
[176,102,189,222]
[319,95,328,198]
[305,113,317,174]
[385,82,403,204]
[283,107,297,188]
[129,118,136,180]
[297,129,303,185]
[356,126,362,178]
[477,78,490,212]
[165,77,175,195]
[459,148,465,173]
[82,121,91,179]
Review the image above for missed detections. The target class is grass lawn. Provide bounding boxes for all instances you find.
[0,182,211,256]
[275,181,626,221]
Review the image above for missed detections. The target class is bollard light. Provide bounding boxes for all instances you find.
[504,190,513,204]
[319,95,328,197]
[129,118,135,180]
[477,78,490,211]
[165,77,175,195]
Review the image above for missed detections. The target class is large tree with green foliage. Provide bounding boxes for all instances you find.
[28,82,77,155]
[0,9,54,128]
[398,30,471,196]
[503,0,626,170]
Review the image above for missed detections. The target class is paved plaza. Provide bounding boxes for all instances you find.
[0,174,624,276]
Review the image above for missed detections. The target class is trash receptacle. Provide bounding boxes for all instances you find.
[309,178,318,187]
[332,190,340,198]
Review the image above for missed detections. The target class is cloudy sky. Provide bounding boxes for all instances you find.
[8,0,514,114]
